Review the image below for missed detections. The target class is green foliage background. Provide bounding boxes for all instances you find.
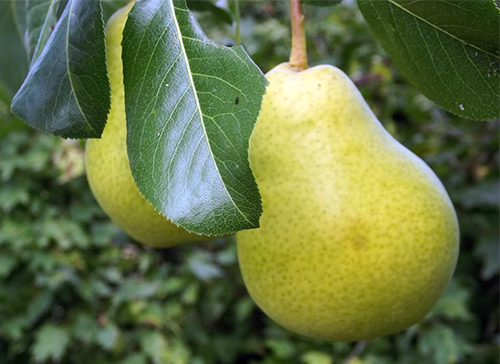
[0,2,498,363]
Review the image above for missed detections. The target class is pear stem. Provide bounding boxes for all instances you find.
[289,0,308,71]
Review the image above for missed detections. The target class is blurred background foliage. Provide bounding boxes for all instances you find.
[0,1,498,363]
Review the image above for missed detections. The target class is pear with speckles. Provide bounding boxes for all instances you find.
[86,3,205,248]
[237,63,459,341]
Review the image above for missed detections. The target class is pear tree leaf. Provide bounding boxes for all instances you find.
[358,0,500,121]
[11,0,110,138]
[122,0,267,236]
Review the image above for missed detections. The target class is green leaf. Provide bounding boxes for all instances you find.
[431,279,472,322]
[32,324,70,362]
[0,1,29,101]
[25,292,53,326]
[12,0,62,66]
[11,0,110,138]
[418,325,472,363]
[71,313,100,343]
[122,0,267,236]
[358,0,500,121]
[96,322,120,350]
[474,236,500,279]
[0,180,31,212]
[140,331,169,364]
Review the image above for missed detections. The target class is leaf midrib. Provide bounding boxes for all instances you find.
[167,0,254,226]
[388,0,500,59]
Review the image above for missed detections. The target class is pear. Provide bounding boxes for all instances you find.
[86,3,203,248]
[237,63,459,341]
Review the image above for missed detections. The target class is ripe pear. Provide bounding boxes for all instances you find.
[86,3,203,248]
[237,63,459,342]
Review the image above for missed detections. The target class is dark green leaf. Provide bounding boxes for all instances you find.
[358,0,500,120]
[11,0,110,138]
[0,1,29,101]
[122,0,267,236]
[12,0,61,65]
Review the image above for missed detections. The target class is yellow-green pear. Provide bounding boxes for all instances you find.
[86,3,203,248]
[237,63,459,341]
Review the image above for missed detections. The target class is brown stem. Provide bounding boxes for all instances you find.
[289,0,308,71]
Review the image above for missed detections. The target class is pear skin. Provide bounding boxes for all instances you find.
[86,3,203,248]
[237,63,459,341]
